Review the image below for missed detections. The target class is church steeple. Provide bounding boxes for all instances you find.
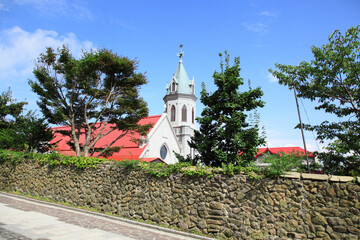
[166,44,195,96]
[163,45,197,159]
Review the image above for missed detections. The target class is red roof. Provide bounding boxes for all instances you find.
[50,115,162,161]
[255,147,314,158]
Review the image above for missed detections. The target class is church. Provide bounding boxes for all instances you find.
[51,46,314,165]
[51,45,196,164]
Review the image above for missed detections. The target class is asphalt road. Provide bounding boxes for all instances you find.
[0,192,214,240]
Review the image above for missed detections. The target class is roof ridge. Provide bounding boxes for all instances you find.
[146,114,162,118]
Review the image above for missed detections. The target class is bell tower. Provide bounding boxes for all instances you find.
[163,44,197,158]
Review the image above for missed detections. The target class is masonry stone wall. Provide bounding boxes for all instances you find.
[0,160,359,240]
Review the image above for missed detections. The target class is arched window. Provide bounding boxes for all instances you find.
[182,105,187,122]
[172,81,176,92]
[192,108,195,124]
[171,105,176,122]
[160,144,168,159]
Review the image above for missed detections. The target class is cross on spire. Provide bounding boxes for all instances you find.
[178,43,184,61]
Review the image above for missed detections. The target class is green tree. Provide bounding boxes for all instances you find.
[29,45,150,157]
[0,89,26,125]
[15,112,54,153]
[189,52,265,167]
[0,89,25,150]
[269,25,360,176]
[0,89,53,152]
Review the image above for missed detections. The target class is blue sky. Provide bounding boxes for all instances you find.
[0,0,359,151]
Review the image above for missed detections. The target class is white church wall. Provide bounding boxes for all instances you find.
[140,113,181,164]
[166,96,196,130]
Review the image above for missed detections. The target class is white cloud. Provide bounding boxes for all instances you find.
[0,26,94,80]
[242,22,267,34]
[260,10,276,17]
[268,72,278,82]
[3,0,91,19]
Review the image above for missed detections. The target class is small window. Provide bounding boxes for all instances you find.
[172,81,176,92]
[171,105,176,121]
[160,145,167,159]
[182,105,187,122]
[192,108,195,124]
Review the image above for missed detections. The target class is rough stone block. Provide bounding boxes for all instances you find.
[207,224,220,233]
[206,219,224,225]
[333,225,347,233]
[250,230,264,240]
[232,208,241,214]
[209,201,223,210]
[229,218,242,226]
[312,212,327,226]
[327,217,347,227]
[196,220,207,229]
[347,226,360,235]
[207,209,223,215]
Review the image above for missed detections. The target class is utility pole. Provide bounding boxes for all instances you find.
[293,85,311,173]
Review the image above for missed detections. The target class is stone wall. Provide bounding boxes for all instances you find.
[0,160,359,240]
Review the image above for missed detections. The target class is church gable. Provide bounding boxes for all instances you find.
[141,113,180,164]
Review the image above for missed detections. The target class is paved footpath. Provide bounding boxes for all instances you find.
[0,192,214,240]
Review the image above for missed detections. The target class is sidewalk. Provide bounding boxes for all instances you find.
[0,192,214,240]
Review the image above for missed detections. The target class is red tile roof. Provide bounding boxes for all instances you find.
[50,115,162,161]
[255,147,314,158]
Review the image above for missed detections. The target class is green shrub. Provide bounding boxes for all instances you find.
[115,159,141,170]
[221,162,261,176]
[263,151,303,178]
[141,162,170,177]
[35,152,106,169]
[0,150,106,169]
[0,149,26,164]
[139,162,192,178]
[0,149,265,179]
[180,165,215,178]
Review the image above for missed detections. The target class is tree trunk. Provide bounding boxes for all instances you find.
[70,117,82,157]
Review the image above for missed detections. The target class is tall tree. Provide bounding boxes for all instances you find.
[29,45,150,157]
[269,25,360,176]
[189,52,265,167]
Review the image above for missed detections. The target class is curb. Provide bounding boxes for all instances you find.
[0,191,215,240]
